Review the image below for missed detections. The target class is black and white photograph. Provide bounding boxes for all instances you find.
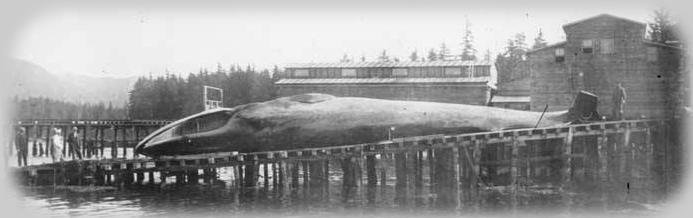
[0,1,691,217]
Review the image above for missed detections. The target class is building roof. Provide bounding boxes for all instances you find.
[527,41,567,54]
[562,13,646,28]
[490,95,531,103]
[275,77,492,85]
[285,60,493,69]
[643,40,685,50]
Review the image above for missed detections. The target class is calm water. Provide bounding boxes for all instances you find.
[15,166,667,218]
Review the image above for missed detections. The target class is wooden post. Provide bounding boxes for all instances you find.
[341,157,357,188]
[395,152,407,189]
[133,127,139,158]
[291,162,300,188]
[301,161,309,188]
[458,145,467,189]
[451,146,460,207]
[323,160,330,191]
[379,156,387,186]
[98,127,104,158]
[597,134,609,193]
[81,126,87,158]
[244,162,257,187]
[644,128,654,199]
[428,148,435,191]
[136,171,145,185]
[309,160,325,187]
[278,162,287,189]
[416,150,424,189]
[263,163,270,188]
[63,126,69,157]
[235,163,245,187]
[366,155,377,187]
[510,137,519,209]
[46,126,53,159]
[33,126,39,157]
[112,126,118,159]
[272,162,279,188]
[471,140,482,197]
[90,126,97,158]
[121,127,127,158]
[187,169,199,184]
[561,127,573,190]
[148,171,155,185]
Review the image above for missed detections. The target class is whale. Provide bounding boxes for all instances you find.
[135,91,600,156]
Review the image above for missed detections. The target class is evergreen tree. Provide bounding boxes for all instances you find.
[648,9,678,43]
[438,43,449,60]
[409,50,419,61]
[495,32,530,83]
[427,48,438,61]
[532,29,548,49]
[483,49,491,61]
[378,50,390,62]
[460,18,477,61]
[340,53,351,63]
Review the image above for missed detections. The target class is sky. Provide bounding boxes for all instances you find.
[7,1,673,78]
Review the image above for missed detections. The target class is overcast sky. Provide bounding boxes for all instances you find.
[8,1,673,78]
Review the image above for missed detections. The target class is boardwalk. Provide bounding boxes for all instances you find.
[9,118,677,208]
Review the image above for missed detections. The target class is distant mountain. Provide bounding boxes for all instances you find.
[2,58,137,106]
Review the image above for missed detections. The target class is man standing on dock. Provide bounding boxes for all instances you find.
[612,83,627,120]
[67,127,82,160]
[15,127,28,167]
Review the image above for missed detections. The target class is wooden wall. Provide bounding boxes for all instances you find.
[529,16,682,119]
[277,84,491,105]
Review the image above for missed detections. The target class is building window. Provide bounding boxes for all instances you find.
[341,69,357,77]
[555,48,565,63]
[294,69,309,77]
[600,39,614,54]
[582,39,593,53]
[474,66,490,77]
[444,67,462,76]
[392,68,408,77]
[647,47,658,62]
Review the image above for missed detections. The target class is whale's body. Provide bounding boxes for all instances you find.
[135,92,599,156]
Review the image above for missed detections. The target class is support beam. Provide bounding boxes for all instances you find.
[263,163,270,188]
[395,152,407,189]
[597,134,609,192]
[244,163,257,187]
[291,162,300,188]
[112,126,118,159]
[366,155,377,187]
[561,128,573,190]
[121,127,127,158]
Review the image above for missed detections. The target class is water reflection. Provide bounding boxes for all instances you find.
[17,162,669,217]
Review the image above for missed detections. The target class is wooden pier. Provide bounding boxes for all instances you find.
[12,119,171,159]
[11,119,676,205]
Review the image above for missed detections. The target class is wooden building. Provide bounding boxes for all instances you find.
[276,61,497,105]
[527,14,683,119]
[492,78,532,111]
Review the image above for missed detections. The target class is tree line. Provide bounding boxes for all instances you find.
[127,65,284,120]
[11,96,127,120]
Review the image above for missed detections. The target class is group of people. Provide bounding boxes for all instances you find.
[13,127,85,166]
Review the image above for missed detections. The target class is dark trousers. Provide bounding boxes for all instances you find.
[70,142,82,159]
[17,149,28,166]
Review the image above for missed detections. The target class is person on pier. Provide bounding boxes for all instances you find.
[14,127,28,167]
[67,127,82,160]
[612,82,627,120]
[51,128,64,162]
